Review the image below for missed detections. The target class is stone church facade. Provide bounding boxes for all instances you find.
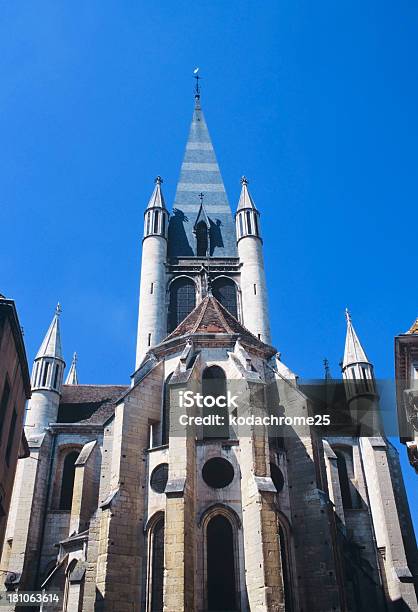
[1,88,417,612]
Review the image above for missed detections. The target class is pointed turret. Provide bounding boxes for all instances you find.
[65,352,79,385]
[26,304,66,435]
[35,303,63,361]
[342,309,375,398]
[144,176,169,239]
[146,175,166,210]
[31,304,65,394]
[236,176,261,241]
[343,309,369,368]
[237,176,257,211]
[235,177,271,344]
[135,178,169,369]
[168,85,237,258]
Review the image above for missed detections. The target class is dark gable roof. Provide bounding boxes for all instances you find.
[163,294,277,357]
[57,385,128,425]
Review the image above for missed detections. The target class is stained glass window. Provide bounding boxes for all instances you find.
[168,278,196,331]
[212,277,238,319]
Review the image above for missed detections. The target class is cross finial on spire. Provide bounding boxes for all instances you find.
[345,307,351,323]
[199,192,204,205]
[56,302,62,317]
[193,67,200,96]
[193,68,201,109]
[241,176,248,186]
[155,176,163,185]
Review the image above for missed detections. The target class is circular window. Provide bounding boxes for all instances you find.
[202,457,234,489]
[150,463,169,493]
[270,463,284,493]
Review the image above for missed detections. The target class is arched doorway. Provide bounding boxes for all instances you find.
[206,515,237,611]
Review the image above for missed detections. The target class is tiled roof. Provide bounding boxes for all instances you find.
[163,294,276,356]
[57,385,128,425]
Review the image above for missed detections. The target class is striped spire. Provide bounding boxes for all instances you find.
[168,96,237,257]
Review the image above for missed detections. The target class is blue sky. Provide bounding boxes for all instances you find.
[1,2,417,528]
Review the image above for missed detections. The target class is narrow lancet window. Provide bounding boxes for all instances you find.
[59,451,79,510]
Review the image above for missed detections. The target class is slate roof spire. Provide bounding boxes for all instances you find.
[146,176,166,210]
[168,75,237,257]
[65,352,79,385]
[237,176,258,212]
[36,303,63,360]
[342,308,370,368]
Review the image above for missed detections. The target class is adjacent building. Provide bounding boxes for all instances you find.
[0,297,30,552]
[395,318,418,472]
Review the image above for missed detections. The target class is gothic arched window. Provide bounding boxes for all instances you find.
[59,451,79,510]
[202,366,229,439]
[168,278,196,332]
[206,515,236,611]
[335,450,352,509]
[196,221,208,257]
[148,516,164,612]
[212,277,238,319]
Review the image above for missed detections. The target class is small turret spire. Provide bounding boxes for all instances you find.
[30,303,66,398]
[36,302,63,360]
[237,176,258,212]
[146,176,166,210]
[65,352,79,385]
[343,308,370,368]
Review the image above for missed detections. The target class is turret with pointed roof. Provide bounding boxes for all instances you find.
[26,304,66,435]
[135,177,169,368]
[235,177,271,344]
[31,304,65,394]
[342,309,375,399]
